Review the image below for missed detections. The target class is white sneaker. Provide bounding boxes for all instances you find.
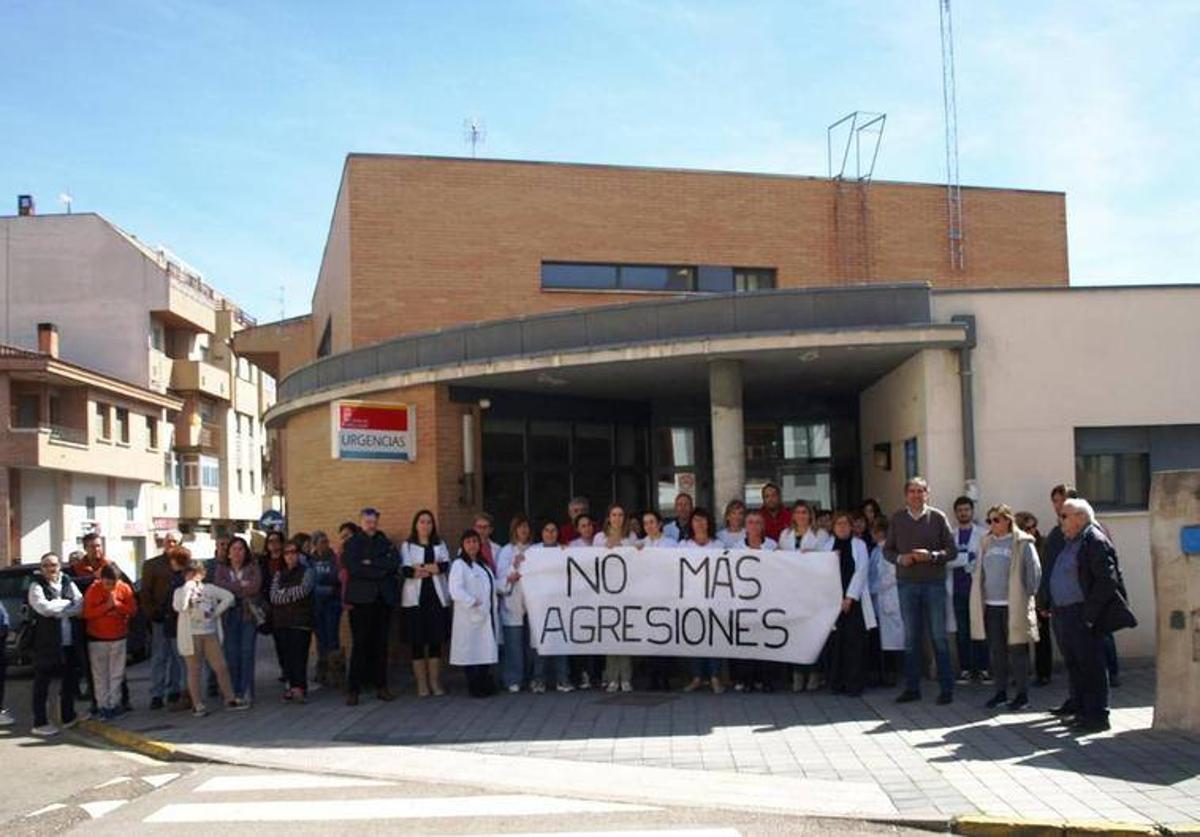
[507,684,520,693]
[556,683,575,693]
[605,680,620,693]
[620,681,633,693]
[63,712,88,729]
[192,704,209,718]
[0,709,14,726]
[31,724,60,737]
[530,680,546,694]
[579,671,592,690]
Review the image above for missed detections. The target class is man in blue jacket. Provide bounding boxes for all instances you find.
[341,508,400,705]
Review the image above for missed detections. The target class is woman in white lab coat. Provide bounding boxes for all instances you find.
[495,514,533,693]
[595,503,637,693]
[871,518,905,684]
[399,510,451,697]
[449,529,499,697]
[826,512,877,697]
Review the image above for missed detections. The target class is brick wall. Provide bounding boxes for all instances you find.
[318,155,1068,351]
[283,383,476,546]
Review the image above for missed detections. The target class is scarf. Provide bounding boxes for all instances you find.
[833,536,856,594]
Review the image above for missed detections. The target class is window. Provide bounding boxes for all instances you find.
[237,357,251,381]
[734,268,776,291]
[904,437,919,480]
[249,470,256,494]
[125,499,135,522]
[182,456,200,488]
[150,322,165,352]
[146,416,159,449]
[236,468,243,492]
[1070,425,1200,512]
[201,455,221,489]
[782,423,832,460]
[85,496,97,519]
[163,451,177,486]
[541,263,618,290]
[198,399,216,423]
[48,395,61,426]
[116,407,130,444]
[14,393,39,428]
[618,265,695,291]
[95,402,111,440]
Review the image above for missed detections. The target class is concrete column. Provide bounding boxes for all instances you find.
[708,359,745,514]
[1150,470,1200,733]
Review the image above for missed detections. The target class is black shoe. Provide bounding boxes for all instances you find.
[166,692,180,704]
[1007,693,1029,711]
[895,690,921,704]
[985,691,1009,709]
[1071,716,1111,734]
[1049,700,1077,717]
[150,696,164,710]
[936,692,954,706]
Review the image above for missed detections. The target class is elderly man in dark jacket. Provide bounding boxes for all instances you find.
[341,508,400,705]
[1039,498,1135,733]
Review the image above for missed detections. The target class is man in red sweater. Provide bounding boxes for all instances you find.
[760,483,792,543]
[82,565,138,720]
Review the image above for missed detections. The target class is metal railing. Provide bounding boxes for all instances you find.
[9,422,88,445]
[279,284,936,402]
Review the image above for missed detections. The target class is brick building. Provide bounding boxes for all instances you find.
[241,155,1200,657]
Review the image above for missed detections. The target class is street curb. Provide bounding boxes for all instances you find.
[78,719,203,763]
[951,815,1172,836]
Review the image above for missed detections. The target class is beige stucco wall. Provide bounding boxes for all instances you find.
[931,287,1200,658]
[859,348,965,514]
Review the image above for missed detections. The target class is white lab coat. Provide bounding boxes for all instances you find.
[716,528,745,548]
[592,533,638,547]
[448,558,499,666]
[946,523,986,632]
[840,537,877,631]
[399,541,451,608]
[874,548,905,651]
[734,536,778,551]
[778,527,833,552]
[495,541,532,627]
[638,535,679,549]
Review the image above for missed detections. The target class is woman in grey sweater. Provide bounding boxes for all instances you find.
[969,504,1041,711]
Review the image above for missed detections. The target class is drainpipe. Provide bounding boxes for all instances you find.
[950,314,978,500]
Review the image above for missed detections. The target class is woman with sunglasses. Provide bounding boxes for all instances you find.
[970,504,1042,711]
[270,538,316,702]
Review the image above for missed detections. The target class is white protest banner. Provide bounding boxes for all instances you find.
[521,546,843,664]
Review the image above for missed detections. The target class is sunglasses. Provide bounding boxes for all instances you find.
[986,517,1005,524]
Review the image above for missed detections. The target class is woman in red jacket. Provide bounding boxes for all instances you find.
[82,565,138,720]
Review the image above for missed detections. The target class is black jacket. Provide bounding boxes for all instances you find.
[1036,525,1067,611]
[1077,525,1137,634]
[342,530,400,606]
[31,576,83,669]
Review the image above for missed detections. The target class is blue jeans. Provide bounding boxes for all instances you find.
[690,657,719,679]
[314,595,341,656]
[531,648,569,686]
[898,580,954,696]
[953,588,989,673]
[150,623,184,699]
[501,625,525,689]
[222,610,258,699]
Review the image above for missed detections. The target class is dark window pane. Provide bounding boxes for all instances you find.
[697,266,733,293]
[542,263,618,289]
[619,265,695,291]
[574,423,612,468]
[529,421,570,464]
[1076,454,1119,505]
[483,471,526,531]
[1121,453,1149,507]
[573,470,613,514]
[616,470,648,513]
[734,268,776,291]
[14,394,39,427]
[482,418,525,466]
[616,424,647,467]
[744,424,778,462]
[530,471,571,525]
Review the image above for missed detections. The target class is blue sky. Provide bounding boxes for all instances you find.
[3,0,1197,320]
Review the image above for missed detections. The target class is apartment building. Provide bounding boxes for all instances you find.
[0,202,279,567]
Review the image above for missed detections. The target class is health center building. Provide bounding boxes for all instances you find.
[239,154,1200,658]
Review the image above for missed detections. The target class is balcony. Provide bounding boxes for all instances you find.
[152,276,218,333]
[180,487,221,521]
[5,423,161,482]
[175,419,222,454]
[170,359,231,401]
[148,348,173,394]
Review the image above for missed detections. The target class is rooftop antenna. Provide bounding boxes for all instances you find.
[939,0,965,271]
[58,192,73,214]
[463,116,486,158]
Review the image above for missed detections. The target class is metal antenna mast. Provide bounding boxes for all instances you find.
[939,0,965,271]
[463,116,486,158]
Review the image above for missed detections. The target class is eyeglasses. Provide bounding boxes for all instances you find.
[1059,513,1072,520]
[986,517,1004,524]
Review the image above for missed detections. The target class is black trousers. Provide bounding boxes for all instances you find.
[349,601,391,692]
[465,665,496,697]
[34,645,80,727]
[0,635,7,708]
[1055,603,1108,722]
[1035,614,1053,681]
[829,602,867,695]
[279,627,311,691]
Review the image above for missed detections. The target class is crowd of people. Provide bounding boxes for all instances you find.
[6,476,1134,738]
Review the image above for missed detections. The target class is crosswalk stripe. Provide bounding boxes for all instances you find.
[81,800,129,819]
[142,773,182,788]
[25,803,68,818]
[195,774,393,793]
[94,776,131,789]
[146,794,659,823]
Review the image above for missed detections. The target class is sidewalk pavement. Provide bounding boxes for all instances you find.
[89,645,1200,830]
